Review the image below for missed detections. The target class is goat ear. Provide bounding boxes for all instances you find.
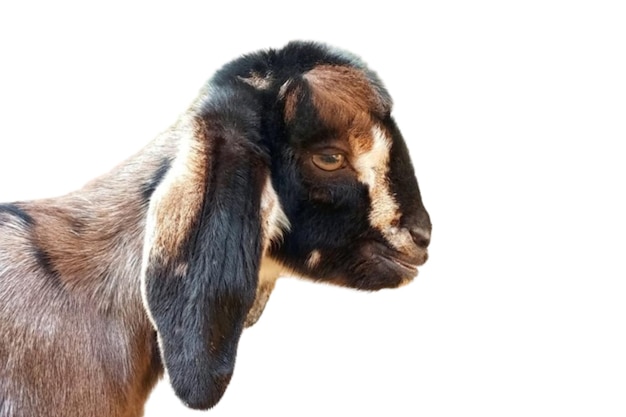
[140,115,267,410]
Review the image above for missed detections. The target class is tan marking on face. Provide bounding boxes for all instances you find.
[260,177,290,252]
[352,125,416,252]
[303,65,389,129]
[347,113,377,154]
[306,250,321,269]
[353,125,397,224]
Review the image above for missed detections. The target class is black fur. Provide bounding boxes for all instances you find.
[210,41,355,88]
[386,116,431,235]
[34,247,60,279]
[0,203,33,226]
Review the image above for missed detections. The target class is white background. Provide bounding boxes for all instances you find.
[1,1,625,416]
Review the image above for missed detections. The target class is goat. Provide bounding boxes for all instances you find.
[0,41,431,417]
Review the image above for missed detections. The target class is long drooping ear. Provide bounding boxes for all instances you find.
[140,109,269,410]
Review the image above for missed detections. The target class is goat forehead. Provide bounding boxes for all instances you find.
[282,63,389,128]
[304,64,377,112]
[305,65,388,127]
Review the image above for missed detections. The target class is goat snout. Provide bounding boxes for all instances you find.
[409,227,431,250]
[400,208,431,249]
[382,226,429,267]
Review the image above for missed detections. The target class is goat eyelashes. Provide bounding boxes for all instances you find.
[0,41,431,416]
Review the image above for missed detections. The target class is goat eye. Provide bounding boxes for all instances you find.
[311,154,345,171]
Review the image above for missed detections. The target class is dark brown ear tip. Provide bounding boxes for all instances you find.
[175,371,234,410]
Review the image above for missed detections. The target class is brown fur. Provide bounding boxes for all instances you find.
[0,130,181,417]
[281,80,302,122]
[304,65,390,129]
[148,116,210,270]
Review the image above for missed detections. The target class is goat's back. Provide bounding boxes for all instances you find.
[0,203,161,417]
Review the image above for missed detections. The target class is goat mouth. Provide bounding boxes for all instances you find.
[363,241,426,278]
[376,254,419,277]
[361,241,425,281]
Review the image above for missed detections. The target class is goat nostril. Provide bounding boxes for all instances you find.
[409,228,430,249]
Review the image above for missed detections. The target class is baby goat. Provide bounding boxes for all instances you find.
[0,41,431,416]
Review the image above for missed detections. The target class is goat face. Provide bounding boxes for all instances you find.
[268,54,432,290]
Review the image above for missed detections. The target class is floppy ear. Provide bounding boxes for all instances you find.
[140,112,267,410]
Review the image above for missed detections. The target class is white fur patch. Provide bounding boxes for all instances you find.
[353,126,405,249]
[260,177,290,251]
[306,250,322,269]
